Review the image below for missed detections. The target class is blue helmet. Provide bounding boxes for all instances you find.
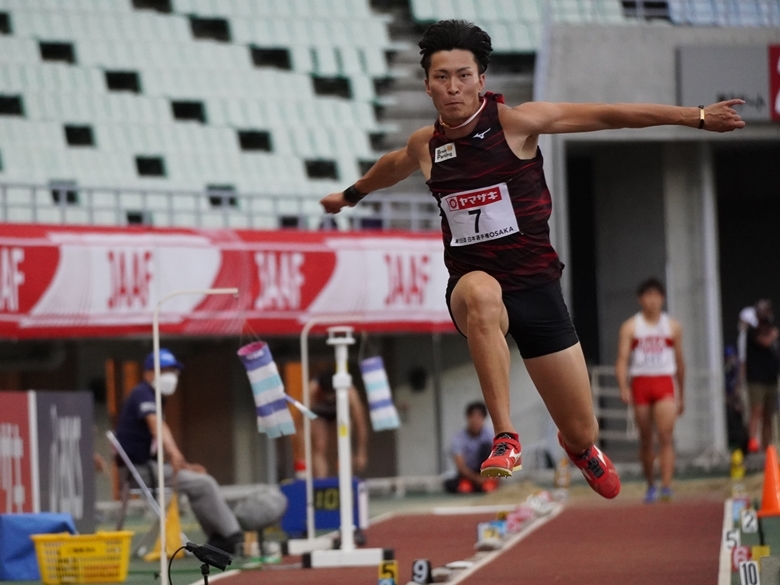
[143,348,183,371]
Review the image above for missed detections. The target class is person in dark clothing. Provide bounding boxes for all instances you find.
[114,348,242,554]
[310,371,369,478]
[745,300,780,452]
[444,401,498,494]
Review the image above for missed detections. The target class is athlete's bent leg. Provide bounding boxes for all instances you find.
[525,343,620,498]
[524,343,596,451]
[449,271,513,434]
[653,398,677,491]
[449,271,521,477]
[633,404,655,488]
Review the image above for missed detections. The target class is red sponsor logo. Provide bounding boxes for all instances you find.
[445,186,502,211]
[254,251,305,311]
[385,253,430,306]
[770,45,780,123]
[0,247,25,313]
[107,249,153,309]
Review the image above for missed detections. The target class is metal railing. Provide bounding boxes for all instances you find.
[0,182,442,231]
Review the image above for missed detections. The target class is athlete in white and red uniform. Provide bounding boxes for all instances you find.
[616,278,685,502]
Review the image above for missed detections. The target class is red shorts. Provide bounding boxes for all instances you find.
[631,375,675,406]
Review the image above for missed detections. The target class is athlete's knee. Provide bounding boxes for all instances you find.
[463,283,503,325]
[657,429,674,447]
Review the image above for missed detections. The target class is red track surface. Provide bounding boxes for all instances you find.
[221,498,723,585]
[462,499,723,585]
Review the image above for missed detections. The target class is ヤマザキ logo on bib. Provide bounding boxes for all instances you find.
[434,143,456,163]
[441,183,519,247]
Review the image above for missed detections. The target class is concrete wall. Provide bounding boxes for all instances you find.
[591,143,667,363]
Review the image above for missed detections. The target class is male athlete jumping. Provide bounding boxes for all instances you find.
[320,20,744,498]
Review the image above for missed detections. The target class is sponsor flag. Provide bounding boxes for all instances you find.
[359,357,400,431]
[238,342,295,438]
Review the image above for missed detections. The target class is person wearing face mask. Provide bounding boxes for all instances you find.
[113,348,243,554]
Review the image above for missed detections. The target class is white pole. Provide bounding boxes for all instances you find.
[299,314,361,543]
[152,287,238,585]
[328,328,356,551]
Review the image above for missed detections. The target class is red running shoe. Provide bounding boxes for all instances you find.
[480,433,522,478]
[558,432,621,499]
[747,437,760,454]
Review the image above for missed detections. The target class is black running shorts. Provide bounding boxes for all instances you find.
[445,277,579,359]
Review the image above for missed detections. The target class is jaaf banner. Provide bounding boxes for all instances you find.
[0,224,454,338]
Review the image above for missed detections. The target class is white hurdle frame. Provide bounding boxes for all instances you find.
[152,287,239,585]
[286,314,392,567]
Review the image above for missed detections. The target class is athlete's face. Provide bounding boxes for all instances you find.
[638,289,665,316]
[425,50,485,125]
[466,410,485,436]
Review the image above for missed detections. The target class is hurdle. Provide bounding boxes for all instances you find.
[285,315,392,567]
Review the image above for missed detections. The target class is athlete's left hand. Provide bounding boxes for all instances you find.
[320,191,354,214]
[702,99,746,132]
[677,400,685,416]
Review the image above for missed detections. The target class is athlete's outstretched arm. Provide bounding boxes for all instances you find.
[507,99,746,136]
[320,127,430,214]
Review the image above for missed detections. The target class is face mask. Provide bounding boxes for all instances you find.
[155,372,179,396]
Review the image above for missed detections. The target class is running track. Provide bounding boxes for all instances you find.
[219,498,723,585]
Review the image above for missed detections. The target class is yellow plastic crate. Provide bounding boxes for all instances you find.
[31,531,134,585]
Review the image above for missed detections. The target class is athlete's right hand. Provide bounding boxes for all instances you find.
[320,191,353,214]
[619,387,631,405]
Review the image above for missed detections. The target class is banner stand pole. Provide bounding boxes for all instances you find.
[152,287,238,585]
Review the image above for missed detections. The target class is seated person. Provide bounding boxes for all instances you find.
[114,348,243,554]
[310,371,369,478]
[444,401,498,494]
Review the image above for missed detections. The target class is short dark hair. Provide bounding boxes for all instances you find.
[637,277,666,297]
[465,401,487,418]
[418,20,492,76]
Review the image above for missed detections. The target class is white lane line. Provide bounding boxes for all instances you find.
[432,504,521,516]
[446,503,564,585]
[718,498,733,585]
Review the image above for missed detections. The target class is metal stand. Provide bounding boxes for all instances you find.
[302,326,392,568]
[284,315,359,556]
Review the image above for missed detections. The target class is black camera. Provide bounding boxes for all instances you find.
[185,542,233,571]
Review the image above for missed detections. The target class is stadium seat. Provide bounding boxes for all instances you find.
[0,0,393,226]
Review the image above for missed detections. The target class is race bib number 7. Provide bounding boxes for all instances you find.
[442,183,519,247]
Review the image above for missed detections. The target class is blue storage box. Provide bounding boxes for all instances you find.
[280,477,367,537]
[0,513,76,580]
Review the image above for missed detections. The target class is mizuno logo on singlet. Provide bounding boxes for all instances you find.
[473,128,491,139]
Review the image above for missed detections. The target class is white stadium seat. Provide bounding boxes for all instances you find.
[0,0,391,226]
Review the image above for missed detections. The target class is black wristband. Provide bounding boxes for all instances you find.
[698,105,705,129]
[343,184,366,204]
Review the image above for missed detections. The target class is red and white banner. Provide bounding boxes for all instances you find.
[0,224,455,339]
